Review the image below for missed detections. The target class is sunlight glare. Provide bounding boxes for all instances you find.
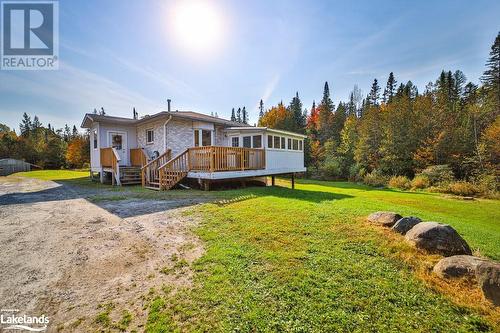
[170,1,224,54]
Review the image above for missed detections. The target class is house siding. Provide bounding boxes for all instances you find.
[166,118,194,156]
[137,119,166,159]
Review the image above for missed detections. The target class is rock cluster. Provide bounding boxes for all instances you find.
[367,211,499,306]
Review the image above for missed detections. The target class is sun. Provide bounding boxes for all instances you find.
[169,1,224,54]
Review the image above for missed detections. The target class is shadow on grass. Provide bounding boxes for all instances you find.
[0,176,212,218]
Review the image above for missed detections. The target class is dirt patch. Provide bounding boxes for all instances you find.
[0,176,205,332]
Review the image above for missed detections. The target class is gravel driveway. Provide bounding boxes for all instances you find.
[0,176,206,332]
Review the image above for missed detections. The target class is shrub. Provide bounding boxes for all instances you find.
[446,181,480,197]
[348,164,364,182]
[417,165,455,185]
[388,176,411,190]
[411,175,430,189]
[363,170,388,187]
[320,159,342,179]
[475,173,499,197]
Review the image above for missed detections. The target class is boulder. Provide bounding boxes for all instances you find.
[404,222,472,256]
[367,211,402,227]
[391,216,422,235]
[433,255,488,278]
[476,262,500,306]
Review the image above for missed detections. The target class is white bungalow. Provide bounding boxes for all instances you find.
[81,104,306,190]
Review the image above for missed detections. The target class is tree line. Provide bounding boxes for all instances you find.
[0,113,89,169]
[258,32,499,187]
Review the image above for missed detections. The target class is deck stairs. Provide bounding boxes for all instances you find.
[119,166,142,185]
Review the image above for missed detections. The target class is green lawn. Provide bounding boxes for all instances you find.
[9,171,500,331]
[14,169,90,180]
[145,180,499,332]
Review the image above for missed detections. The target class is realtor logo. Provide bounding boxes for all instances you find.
[1,0,59,70]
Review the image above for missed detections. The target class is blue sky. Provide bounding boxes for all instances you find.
[1,0,499,132]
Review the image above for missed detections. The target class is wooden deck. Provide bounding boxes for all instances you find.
[101,146,266,190]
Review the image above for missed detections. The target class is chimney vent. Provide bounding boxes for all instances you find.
[167,99,171,112]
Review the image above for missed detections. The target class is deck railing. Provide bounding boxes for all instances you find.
[130,148,147,167]
[187,146,265,172]
[141,149,172,188]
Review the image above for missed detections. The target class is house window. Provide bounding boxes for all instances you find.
[194,130,200,146]
[268,135,273,148]
[252,135,262,148]
[146,129,154,144]
[281,137,285,150]
[274,136,280,149]
[293,139,299,150]
[299,140,303,151]
[202,130,212,146]
[231,137,239,147]
[194,129,212,147]
[93,130,97,149]
[287,138,292,150]
[243,136,251,148]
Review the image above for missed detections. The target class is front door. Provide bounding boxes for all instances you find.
[108,132,127,166]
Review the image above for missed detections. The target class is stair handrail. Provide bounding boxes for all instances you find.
[111,147,121,186]
[141,149,171,187]
[158,149,189,171]
[157,149,190,190]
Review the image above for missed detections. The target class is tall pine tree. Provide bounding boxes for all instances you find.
[231,108,236,122]
[318,81,335,143]
[383,72,397,103]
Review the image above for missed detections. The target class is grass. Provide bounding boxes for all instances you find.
[15,169,90,180]
[144,180,500,332]
[10,170,500,331]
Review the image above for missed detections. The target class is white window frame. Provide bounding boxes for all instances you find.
[194,129,213,147]
[146,128,154,144]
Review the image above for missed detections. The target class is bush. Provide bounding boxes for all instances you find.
[475,173,499,197]
[320,159,342,179]
[363,170,388,187]
[447,181,480,196]
[388,176,411,190]
[411,175,430,189]
[417,165,454,185]
[348,164,364,182]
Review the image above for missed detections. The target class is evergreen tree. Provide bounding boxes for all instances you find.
[259,99,264,120]
[368,79,381,106]
[133,107,138,120]
[288,92,305,132]
[481,31,500,114]
[72,125,78,138]
[20,113,32,137]
[231,108,236,122]
[237,107,242,123]
[32,116,42,130]
[63,125,71,142]
[100,107,106,115]
[242,107,248,124]
[318,81,335,143]
[383,72,397,103]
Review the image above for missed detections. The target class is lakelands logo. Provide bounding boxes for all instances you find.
[0,310,49,331]
[0,0,59,70]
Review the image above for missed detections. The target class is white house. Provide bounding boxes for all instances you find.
[81,106,306,190]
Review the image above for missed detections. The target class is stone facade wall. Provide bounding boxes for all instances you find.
[136,117,230,159]
[166,118,195,156]
[137,119,165,159]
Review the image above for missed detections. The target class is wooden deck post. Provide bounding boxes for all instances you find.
[291,173,295,189]
[271,176,275,186]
